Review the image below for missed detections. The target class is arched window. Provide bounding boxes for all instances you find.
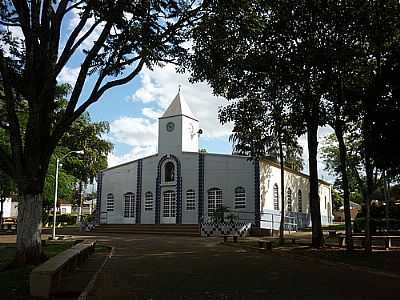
[124,192,135,218]
[208,188,223,217]
[298,190,303,213]
[106,193,114,211]
[164,162,175,182]
[145,191,153,211]
[287,188,292,212]
[234,187,246,209]
[186,190,196,210]
[273,184,279,210]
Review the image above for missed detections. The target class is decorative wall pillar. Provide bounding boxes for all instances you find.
[198,153,205,223]
[136,159,143,224]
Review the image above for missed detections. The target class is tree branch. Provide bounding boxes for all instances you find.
[65,21,113,114]
[74,58,146,118]
[0,52,24,174]
[56,18,101,76]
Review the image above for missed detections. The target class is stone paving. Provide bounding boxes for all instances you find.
[80,233,400,300]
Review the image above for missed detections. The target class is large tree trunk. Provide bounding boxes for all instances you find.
[279,135,285,245]
[364,150,373,253]
[16,193,43,265]
[335,125,353,250]
[307,122,324,248]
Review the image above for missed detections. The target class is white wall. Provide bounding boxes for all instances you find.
[181,117,199,153]
[203,153,255,223]
[158,116,183,154]
[59,204,72,215]
[259,160,332,228]
[180,152,199,224]
[140,155,158,224]
[101,161,138,224]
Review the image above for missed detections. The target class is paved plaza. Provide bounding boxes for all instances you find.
[78,233,400,300]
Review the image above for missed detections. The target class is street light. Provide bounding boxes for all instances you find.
[52,150,84,239]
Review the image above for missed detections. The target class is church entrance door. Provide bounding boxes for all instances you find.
[162,190,176,224]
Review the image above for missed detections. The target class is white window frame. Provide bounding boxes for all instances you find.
[124,192,135,218]
[298,190,303,213]
[273,184,279,211]
[163,190,176,218]
[186,190,196,210]
[234,187,246,209]
[208,188,223,217]
[287,188,292,212]
[144,191,153,211]
[106,193,114,212]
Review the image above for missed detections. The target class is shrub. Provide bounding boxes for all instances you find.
[56,214,77,225]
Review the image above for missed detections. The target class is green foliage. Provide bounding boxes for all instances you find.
[212,206,230,223]
[61,111,113,183]
[56,214,78,225]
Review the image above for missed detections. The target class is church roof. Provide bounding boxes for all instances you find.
[161,91,198,121]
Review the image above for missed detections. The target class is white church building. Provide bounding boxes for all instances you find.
[96,92,332,230]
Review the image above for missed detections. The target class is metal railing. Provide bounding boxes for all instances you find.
[201,210,299,232]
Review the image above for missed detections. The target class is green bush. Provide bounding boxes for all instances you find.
[56,214,77,225]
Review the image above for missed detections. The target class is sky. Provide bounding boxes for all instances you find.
[5,6,335,184]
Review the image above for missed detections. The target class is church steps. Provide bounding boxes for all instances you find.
[94,224,200,236]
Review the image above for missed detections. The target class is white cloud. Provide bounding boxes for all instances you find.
[109,117,158,147]
[130,64,233,138]
[142,107,163,120]
[68,9,105,50]
[57,66,80,85]
[108,145,157,167]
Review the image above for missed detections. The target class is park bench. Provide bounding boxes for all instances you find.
[0,223,17,232]
[30,239,96,299]
[337,234,400,250]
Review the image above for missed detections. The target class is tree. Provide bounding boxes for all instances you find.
[188,0,328,247]
[351,0,400,252]
[0,0,204,265]
[60,111,112,221]
[220,91,303,244]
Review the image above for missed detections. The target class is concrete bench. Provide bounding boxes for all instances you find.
[337,235,400,250]
[0,224,17,231]
[30,240,96,299]
[257,240,273,250]
[328,230,337,237]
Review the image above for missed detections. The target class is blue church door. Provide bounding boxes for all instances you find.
[162,190,176,224]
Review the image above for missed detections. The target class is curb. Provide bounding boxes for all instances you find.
[77,246,115,300]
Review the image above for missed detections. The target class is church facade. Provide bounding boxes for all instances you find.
[96,92,332,229]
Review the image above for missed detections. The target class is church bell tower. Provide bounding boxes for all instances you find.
[158,91,199,154]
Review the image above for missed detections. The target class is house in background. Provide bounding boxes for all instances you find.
[57,200,73,215]
[0,198,18,222]
[333,201,361,222]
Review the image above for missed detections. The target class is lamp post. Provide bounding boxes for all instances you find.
[52,150,84,239]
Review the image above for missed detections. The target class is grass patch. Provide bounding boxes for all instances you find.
[0,241,74,300]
